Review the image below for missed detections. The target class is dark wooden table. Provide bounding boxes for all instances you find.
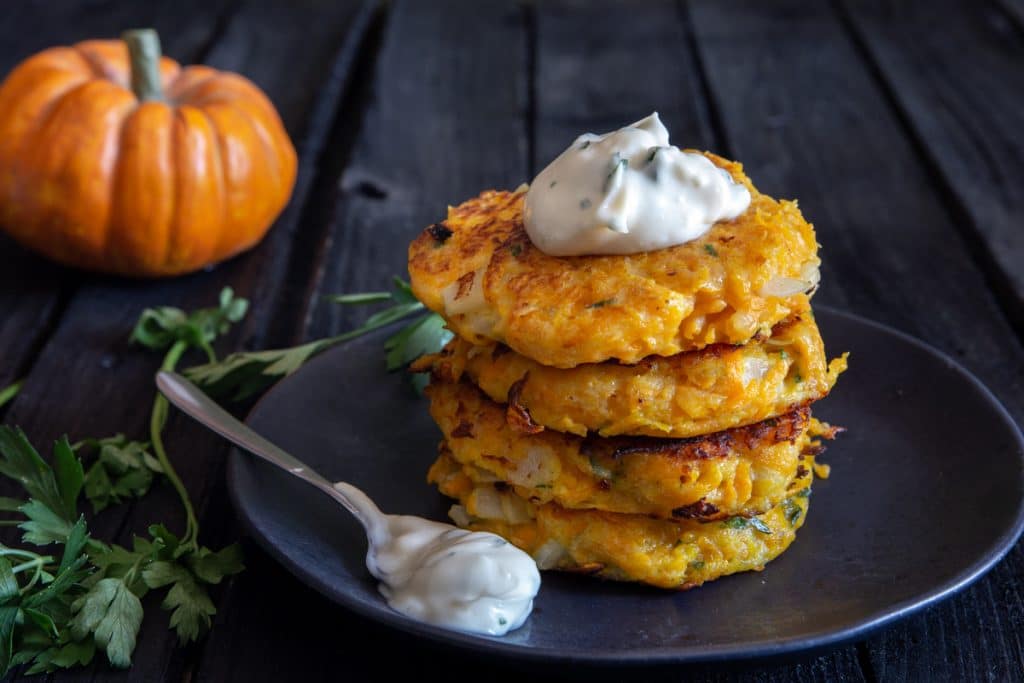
[1,0,1022,680]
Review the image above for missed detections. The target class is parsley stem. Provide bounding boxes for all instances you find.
[151,340,200,551]
[0,548,48,561]
[11,556,49,575]
[0,380,22,409]
[120,550,149,588]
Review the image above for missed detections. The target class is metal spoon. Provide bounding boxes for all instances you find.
[154,370,387,541]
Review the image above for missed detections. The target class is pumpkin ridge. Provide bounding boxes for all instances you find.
[166,73,221,105]
[192,104,231,260]
[161,103,179,269]
[226,98,283,207]
[0,35,296,276]
[165,107,188,269]
[207,102,278,254]
[0,74,89,175]
[34,80,134,267]
[104,91,151,269]
[71,44,122,85]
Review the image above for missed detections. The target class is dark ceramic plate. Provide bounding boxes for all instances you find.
[227,307,1024,664]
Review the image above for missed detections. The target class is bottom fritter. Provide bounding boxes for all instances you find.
[429,453,820,590]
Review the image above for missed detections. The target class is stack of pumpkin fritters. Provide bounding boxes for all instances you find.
[408,154,846,589]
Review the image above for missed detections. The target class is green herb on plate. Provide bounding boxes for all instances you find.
[186,277,450,400]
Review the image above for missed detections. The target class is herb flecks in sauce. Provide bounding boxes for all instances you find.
[523,113,751,255]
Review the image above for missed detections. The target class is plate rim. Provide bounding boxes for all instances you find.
[226,306,1024,664]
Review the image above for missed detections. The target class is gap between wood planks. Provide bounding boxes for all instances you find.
[4,0,248,550]
[831,0,1024,346]
[259,4,391,348]
[0,1,382,681]
[0,0,244,422]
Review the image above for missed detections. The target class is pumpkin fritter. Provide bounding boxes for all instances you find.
[418,309,847,438]
[426,378,834,521]
[408,153,820,368]
[430,455,815,589]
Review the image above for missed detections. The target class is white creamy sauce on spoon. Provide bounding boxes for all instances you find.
[333,482,540,636]
[524,112,751,255]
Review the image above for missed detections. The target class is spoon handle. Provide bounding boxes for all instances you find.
[155,371,381,530]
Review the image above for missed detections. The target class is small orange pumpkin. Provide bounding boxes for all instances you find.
[0,29,297,277]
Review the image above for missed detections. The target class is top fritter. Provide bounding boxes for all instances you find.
[408,153,819,368]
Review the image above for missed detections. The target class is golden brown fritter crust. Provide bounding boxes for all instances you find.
[408,153,820,367]
[430,455,815,589]
[418,309,847,438]
[425,377,829,521]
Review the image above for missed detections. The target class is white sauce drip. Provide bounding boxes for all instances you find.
[524,112,751,255]
[333,482,540,636]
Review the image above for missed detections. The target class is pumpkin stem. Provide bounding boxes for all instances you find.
[122,28,164,102]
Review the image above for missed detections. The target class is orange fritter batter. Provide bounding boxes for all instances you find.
[408,153,820,367]
[417,308,846,438]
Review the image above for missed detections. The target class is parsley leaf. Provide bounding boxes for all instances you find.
[0,289,256,675]
[185,544,244,585]
[70,577,143,669]
[384,313,452,371]
[142,562,215,642]
[187,277,447,399]
[19,499,75,547]
[25,639,96,675]
[75,437,162,513]
[131,288,248,361]
[0,428,71,523]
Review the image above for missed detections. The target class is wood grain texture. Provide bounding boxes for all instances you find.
[839,0,1024,335]
[534,0,716,164]
[195,0,531,678]
[687,0,1024,680]
[0,1,1020,680]
[532,2,865,678]
[0,1,375,681]
[0,0,237,417]
[302,0,530,340]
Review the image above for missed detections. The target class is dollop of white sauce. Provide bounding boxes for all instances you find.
[523,112,751,255]
[333,482,540,637]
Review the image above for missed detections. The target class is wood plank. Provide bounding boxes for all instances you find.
[0,0,237,416]
[839,0,1024,335]
[686,1,1024,680]
[0,239,64,405]
[195,1,532,678]
[534,0,715,163]
[198,545,868,683]
[532,2,867,679]
[302,0,530,340]
[197,1,867,680]
[0,1,375,681]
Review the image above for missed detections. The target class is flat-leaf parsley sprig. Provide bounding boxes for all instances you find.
[0,428,243,675]
[0,279,448,675]
[0,289,251,675]
[185,276,450,400]
[129,288,248,554]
